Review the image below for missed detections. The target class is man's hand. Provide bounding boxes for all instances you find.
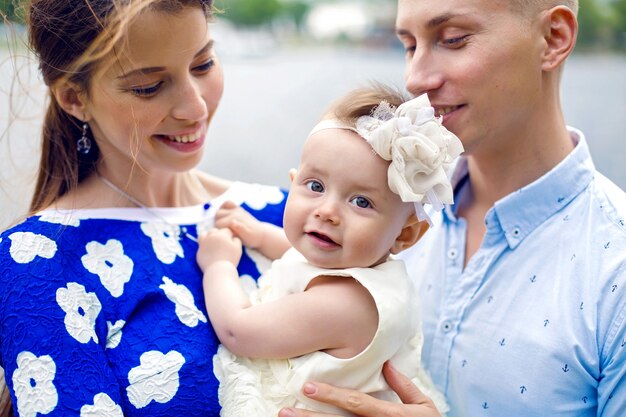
[278,362,442,417]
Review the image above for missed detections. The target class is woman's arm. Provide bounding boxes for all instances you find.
[277,362,442,417]
[197,228,377,359]
[0,235,125,415]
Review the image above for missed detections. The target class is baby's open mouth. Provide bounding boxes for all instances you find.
[308,232,337,245]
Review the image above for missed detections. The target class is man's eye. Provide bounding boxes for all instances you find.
[306,180,324,193]
[350,196,372,209]
[441,35,469,47]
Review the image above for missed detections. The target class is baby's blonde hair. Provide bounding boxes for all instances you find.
[326,83,409,129]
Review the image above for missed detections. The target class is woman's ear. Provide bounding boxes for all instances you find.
[52,81,90,121]
[539,6,577,71]
[390,214,430,255]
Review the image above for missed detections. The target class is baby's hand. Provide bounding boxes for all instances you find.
[215,200,266,249]
[196,228,243,272]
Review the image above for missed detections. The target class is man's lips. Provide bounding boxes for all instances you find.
[434,105,463,117]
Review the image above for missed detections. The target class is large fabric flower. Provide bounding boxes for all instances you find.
[81,239,133,298]
[141,223,184,264]
[56,282,102,344]
[12,352,58,417]
[80,393,123,417]
[159,277,207,328]
[126,350,186,408]
[355,94,464,206]
[8,232,57,264]
[106,320,125,350]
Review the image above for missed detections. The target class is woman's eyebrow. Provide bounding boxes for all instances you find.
[117,39,215,80]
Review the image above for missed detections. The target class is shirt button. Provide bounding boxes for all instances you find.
[447,248,458,260]
[512,227,521,238]
[441,320,453,333]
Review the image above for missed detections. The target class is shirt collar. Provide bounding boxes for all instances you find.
[445,127,595,249]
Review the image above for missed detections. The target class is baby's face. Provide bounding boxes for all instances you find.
[284,128,413,269]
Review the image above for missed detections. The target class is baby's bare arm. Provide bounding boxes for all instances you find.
[215,201,290,260]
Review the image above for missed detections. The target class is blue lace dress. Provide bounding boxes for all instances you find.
[0,182,287,416]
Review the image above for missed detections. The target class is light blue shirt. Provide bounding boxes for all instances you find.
[400,129,626,416]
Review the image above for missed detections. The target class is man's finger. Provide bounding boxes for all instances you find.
[383,362,429,405]
[278,407,339,417]
[299,382,391,416]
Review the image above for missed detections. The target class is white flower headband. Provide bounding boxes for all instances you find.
[308,94,464,225]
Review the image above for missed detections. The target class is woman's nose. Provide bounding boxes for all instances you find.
[171,77,209,122]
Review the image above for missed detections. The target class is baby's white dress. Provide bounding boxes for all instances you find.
[213,248,447,416]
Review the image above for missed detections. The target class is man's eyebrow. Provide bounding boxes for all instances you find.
[396,13,458,36]
[427,13,455,28]
[117,39,215,79]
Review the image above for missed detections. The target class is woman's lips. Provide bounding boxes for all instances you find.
[154,128,206,152]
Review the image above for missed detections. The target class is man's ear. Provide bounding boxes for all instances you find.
[52,81,90,121]
[539,6,577,71]
[390,214,430,255]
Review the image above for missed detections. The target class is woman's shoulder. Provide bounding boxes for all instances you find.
[196,171,233,198]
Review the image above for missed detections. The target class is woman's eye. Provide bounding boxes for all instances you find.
[350,196,372,209]
[306,180,324,193]
[194,59,215,73]
[130,82,163,97]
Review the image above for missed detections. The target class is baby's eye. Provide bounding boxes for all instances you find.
[306,180,324,193]
[350,196,372,209]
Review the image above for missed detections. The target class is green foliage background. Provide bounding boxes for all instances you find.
[216,0,626,50]
[2,0,626,49]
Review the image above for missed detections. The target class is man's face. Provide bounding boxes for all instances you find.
[396,0,545,156]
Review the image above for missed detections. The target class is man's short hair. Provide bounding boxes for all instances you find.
[510,0,579,16]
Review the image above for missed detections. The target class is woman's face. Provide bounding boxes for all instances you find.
[82,5,224,177]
